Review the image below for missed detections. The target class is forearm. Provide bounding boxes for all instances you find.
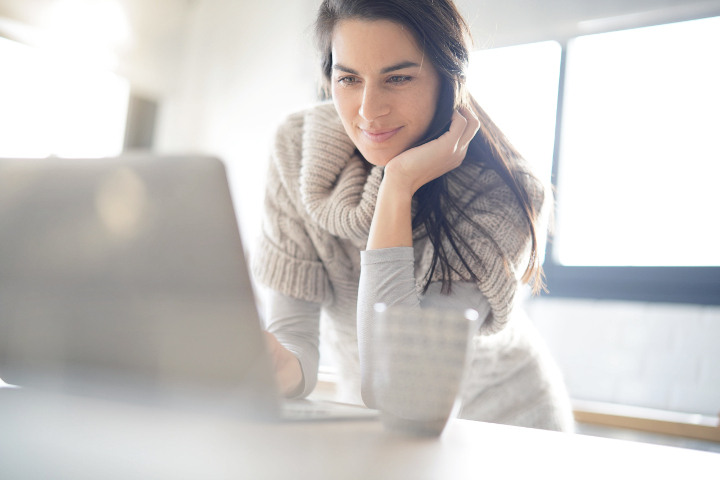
[366,172,414,250]
[265,290,321,398]
[361,169,416,406]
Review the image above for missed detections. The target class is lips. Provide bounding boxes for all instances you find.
[360,126,403,143]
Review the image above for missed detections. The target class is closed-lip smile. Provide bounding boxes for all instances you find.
[360,126,403,143]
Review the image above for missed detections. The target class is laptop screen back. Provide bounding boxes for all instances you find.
[0,155,279,417]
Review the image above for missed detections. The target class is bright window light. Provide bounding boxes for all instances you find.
[0,37,129,159]
[555,16,720,266]
[467,41,562,184]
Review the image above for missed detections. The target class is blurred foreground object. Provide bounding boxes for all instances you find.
[0,155,278,418]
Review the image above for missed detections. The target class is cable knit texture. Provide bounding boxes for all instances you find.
[253,102,547,334]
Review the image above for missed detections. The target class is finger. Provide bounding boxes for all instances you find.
[457,105,480,150]
[439,109,468,148]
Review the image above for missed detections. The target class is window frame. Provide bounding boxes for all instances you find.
[542,39,720,306]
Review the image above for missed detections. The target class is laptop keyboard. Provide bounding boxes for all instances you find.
[281,399,379,421]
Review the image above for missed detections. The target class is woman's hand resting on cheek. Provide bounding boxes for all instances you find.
[384,106,480,196]
[263,331,303,397]
[366,106,480,250]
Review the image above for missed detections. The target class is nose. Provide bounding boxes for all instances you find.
[358,84,390,123]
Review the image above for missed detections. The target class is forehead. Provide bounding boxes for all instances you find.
[331,19,424,67]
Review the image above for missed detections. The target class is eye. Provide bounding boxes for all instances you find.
[337,76,359,86]
[387,75,411,85]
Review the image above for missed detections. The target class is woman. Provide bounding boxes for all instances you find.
[253,0,573,431]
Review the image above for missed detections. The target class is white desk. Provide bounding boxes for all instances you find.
[1,390,718,480]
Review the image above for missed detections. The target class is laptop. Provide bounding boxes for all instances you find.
[0,154,376,421]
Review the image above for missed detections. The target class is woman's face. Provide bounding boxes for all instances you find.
[331,19,442,166]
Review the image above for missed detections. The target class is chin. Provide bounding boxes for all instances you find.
[356,146,403,167]
[361,153,392,167]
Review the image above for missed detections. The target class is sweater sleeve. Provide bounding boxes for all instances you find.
[357,246,490,408]
[251,116,330,304]
[265,289,321,399]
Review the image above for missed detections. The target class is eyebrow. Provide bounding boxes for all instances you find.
[332,61,421,75]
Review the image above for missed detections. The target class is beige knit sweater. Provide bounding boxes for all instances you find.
[253,103,572,430]
[253,102,545,332]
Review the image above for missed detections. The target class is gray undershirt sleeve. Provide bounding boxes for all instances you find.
[357,247,491,408]
[265,289,321,399]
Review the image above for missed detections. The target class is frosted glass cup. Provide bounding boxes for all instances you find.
[372,304,479,436]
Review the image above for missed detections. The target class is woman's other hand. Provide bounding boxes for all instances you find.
[384,106,480,196]
[366,106,479,250]
[263,331,304,397]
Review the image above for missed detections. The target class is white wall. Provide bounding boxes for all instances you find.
[155,0,321,253]
[0,0,190,97]
[525,298,720,416]
[454,0,720,47]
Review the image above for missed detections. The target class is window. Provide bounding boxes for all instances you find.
[467,40,562,187]
[555,17,720,267]
[0,36,129,159]
[468,16,720,304]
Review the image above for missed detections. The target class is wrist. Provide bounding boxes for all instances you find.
[380,167,416,199]
[367,175,414,250]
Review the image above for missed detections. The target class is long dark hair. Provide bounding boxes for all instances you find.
[315,0,545,294]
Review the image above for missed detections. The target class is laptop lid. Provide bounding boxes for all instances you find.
[0,155,280,418]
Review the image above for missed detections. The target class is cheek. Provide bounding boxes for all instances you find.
[332,88,359,132]
[400,89,438,131]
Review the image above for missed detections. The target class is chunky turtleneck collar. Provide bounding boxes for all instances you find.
[299,103,385,242]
